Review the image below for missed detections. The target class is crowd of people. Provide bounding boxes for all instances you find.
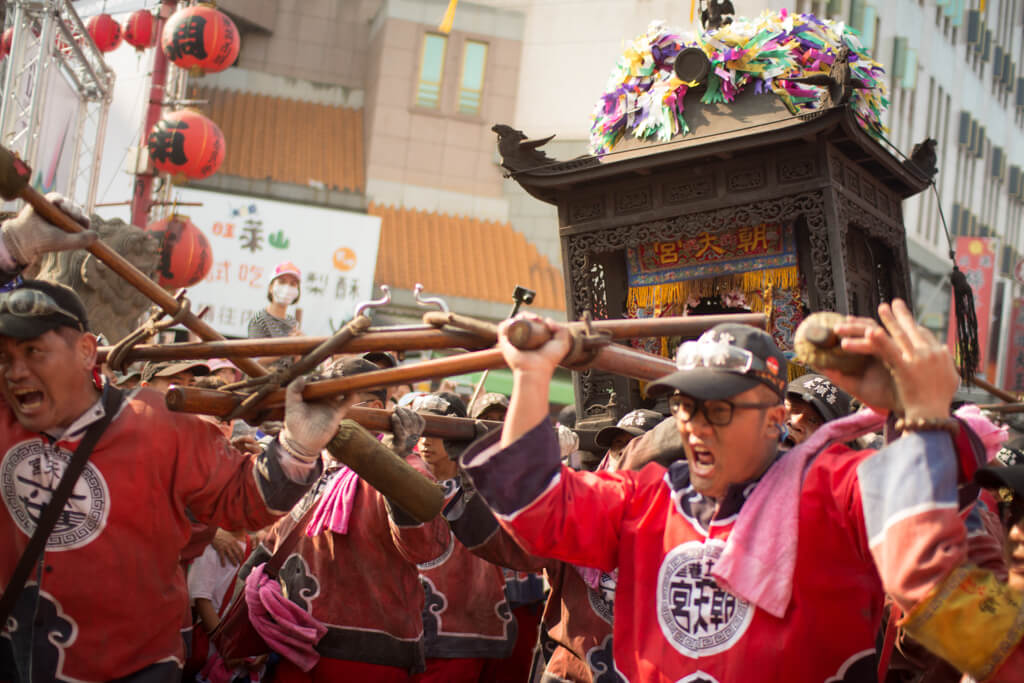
[1,201,1024,683]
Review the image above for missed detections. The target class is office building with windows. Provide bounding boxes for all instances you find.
[192,0,565,325]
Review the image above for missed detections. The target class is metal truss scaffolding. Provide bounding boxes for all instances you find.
[0,0,115,212]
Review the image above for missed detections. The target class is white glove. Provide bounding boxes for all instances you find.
[280,377,348,460]
[1,193,97,266]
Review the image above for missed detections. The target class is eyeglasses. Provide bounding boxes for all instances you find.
[0,288,82,330]
[669,393,778,426]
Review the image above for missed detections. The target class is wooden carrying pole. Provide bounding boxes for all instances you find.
[969,375,1021,404]
[0,145,267,378]
[97,326,494,363]
[166,338,677,420]
[98,313,770,365]
[167,348,508,418]
[975,403,1024,414]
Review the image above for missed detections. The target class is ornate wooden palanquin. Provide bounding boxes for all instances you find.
[495,96,929,423]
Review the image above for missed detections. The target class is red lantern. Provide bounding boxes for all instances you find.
[87,13,122,53]
[1,28,14,59]
[145,214,213,288]
[123,9,156,51]
[161,5,240,74]
[146,109,225,180]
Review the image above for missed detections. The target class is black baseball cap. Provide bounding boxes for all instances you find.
[785,373,852,423]
[647,323,788,400]
[975,464,1024,498]
[326,357,386,403]
[0,280,89,339]
[595,409,664,448]
[142,360,211,383]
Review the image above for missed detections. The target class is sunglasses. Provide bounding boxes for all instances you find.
[676,340,758,373]
[675,339,784,394]
[0,288,83,331]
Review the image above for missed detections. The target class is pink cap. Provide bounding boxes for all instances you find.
[207,358,238,372]
[271,261,301,282]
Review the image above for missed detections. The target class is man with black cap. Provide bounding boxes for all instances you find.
[976,462,1024,593]
[0,202,348,682]
[240,358,450,682]
[469,392,510,423]
[594,409,664,471]
[141,359,211,393]
[458,301,1024,682]
[783,372,853,446]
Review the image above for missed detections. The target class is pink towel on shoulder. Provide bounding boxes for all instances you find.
[305,465,359,537]
[244,564,327,672]
[712,408,887,619]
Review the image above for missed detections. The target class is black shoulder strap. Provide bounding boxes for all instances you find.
[0,386,124,623]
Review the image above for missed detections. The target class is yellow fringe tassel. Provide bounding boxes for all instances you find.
[626,266,799,311]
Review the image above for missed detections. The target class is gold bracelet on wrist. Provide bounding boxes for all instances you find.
[894,416,960,437]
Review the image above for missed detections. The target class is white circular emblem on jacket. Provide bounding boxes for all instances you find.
[1,439,109,550]
[657,540,753,657]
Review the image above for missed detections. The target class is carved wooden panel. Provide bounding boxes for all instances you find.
[614,186,653,215]
[845,165,861,195]
[663,175,716,205]
[726,163,766,193]
[568,196,605,224]
[830,155,844,185]
[778,155,817,183]
[861,180,877,208]
[836,194,912,309]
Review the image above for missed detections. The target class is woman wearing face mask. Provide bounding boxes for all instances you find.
[247,261,303,339]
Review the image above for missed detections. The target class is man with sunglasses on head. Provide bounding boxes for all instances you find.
[0,202,349,682]
[458,302,1024,682]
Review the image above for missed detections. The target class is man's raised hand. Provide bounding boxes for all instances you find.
[1,193,98,266]
[497,313,571,379]
[823,299,959,421]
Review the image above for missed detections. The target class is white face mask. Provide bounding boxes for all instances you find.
[271,282,299,306]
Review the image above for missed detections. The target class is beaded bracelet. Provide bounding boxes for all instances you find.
[893,416,961,437]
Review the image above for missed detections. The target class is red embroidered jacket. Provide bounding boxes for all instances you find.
[1,388,319,681]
